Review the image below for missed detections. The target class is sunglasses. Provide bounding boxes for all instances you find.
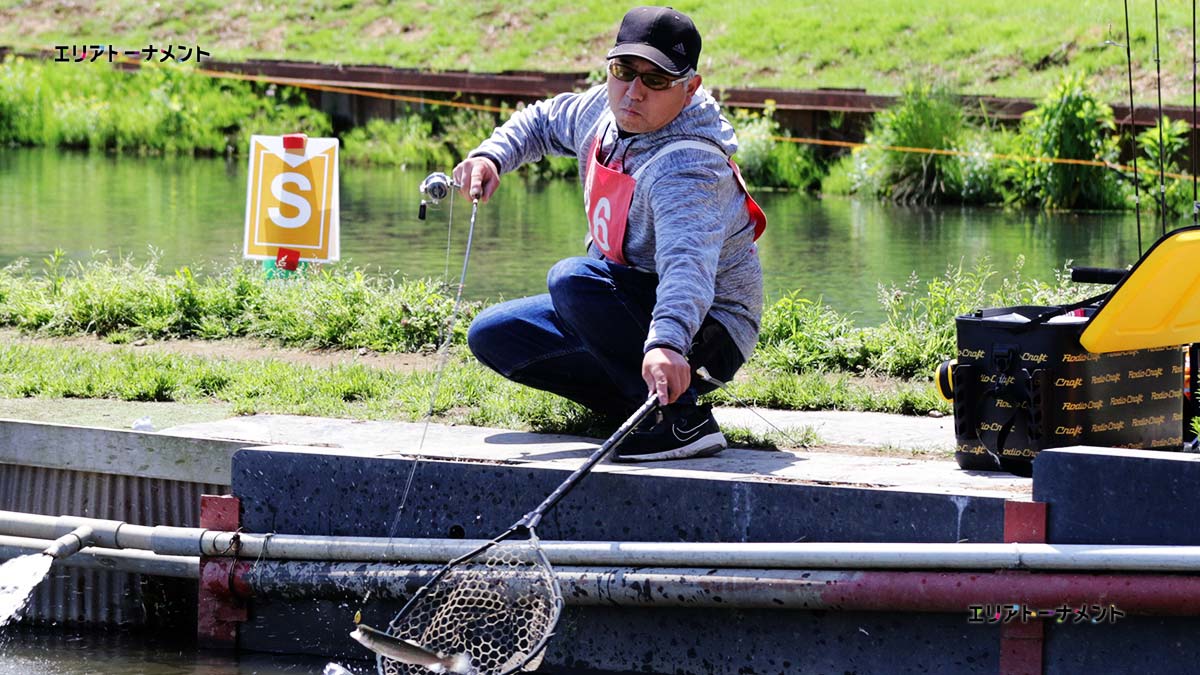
[607,62,691,91]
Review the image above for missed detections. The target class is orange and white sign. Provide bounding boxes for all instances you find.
[243,134,340,263]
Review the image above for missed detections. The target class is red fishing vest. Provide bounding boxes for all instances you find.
[582,135,767,266]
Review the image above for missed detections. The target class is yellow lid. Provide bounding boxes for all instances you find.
[1081,226,1200,353]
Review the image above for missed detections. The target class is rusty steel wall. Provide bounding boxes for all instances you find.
[0,463,225,626]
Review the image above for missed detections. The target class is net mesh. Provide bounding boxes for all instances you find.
[381,539,561,675]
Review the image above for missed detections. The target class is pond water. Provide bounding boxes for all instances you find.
[0,625,358,674]
[0,147,1162,326]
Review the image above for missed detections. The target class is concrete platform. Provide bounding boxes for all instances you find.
[163,408,1029,499]
[12,410,1200,673]
[220,411,1017,672]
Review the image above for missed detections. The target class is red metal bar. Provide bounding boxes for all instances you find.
[1001,500,1047,675]
[815,569,1200,614]
[198,495,247,649]
[203,59,587,100]
[1001,619,1043,675]
[1004,501,1048,544]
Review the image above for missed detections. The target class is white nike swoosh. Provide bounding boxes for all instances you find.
[672,420,708,442]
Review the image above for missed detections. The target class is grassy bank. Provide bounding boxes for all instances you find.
[0,251,1100,425]
[0,56,812,185]
[1,0,1195,105]
[6,2,1200,198]
[0,339,915,446]
[0,250,477,351]
[0,55,494,169]
[834,76,1200,219]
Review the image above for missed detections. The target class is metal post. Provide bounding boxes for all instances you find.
[1001,500,1048,675]
[197,495,247,649]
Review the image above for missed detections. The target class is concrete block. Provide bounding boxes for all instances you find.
[1033,446,1200,544]
[232,447,1006,545]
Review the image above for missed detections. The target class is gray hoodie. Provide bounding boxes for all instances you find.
[470,84,762,361]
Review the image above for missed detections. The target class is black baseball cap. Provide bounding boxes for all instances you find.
[606,6,701,76]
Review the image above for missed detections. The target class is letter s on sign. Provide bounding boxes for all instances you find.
[591,197,612,252]
[269,172,313,229]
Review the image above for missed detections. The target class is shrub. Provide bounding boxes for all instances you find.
[756,291,867,373]
[341,116,454,169]
[819,154,856,195]
[731,102,823,191]
[949,128,1005,205]
[1000,72,1126,210]
[853,82,966,204]
[1135,115,1194,220]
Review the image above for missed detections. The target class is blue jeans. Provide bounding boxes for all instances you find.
[467,257,746,418]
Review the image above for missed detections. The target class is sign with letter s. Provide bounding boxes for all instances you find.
[243,134,340,263]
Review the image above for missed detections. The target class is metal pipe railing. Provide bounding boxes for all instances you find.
[6,509,1200,572]
[0,534,198,578]
[5,524,1200,616]
[237,559,1200,615]
[39,525,93,560]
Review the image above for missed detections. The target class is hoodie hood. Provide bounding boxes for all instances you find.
[651,86,739,157]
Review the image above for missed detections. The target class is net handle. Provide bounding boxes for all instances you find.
[519,393,659,530]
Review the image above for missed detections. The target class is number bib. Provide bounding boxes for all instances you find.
[581,133,768,267]
[583,136,636,265]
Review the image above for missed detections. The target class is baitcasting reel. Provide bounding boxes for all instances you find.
[418,171,460,220]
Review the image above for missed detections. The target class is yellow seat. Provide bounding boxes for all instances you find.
[1081,226,1200,353]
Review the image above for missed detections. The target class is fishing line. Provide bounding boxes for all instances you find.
[355,174,480,626]
[417,195,479,453]
[1194,0,1198,226]
[443,189,455,281]
[1154,0,1169,236]
[1123,0,1145,253]
[695,367,811,449]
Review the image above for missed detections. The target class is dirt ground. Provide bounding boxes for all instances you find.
[0,328,443,373]
[0,328,445,430]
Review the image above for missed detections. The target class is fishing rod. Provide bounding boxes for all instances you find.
[1154,0,1169,237]
[1123,0,1145,254]
[1194,0,1198,227]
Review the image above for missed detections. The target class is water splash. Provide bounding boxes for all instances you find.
[0,554,54,628]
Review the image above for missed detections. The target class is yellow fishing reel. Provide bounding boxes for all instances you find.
[935,358,956,402]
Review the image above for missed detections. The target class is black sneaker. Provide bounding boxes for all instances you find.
[612,402,726,462]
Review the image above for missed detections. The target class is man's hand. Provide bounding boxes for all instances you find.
[452,157,501,203]
[642,347,691,406]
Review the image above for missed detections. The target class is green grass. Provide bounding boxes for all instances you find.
[0,248,1109,423]
[723,424,822,450]
[755,256,1100,380]
[2,0,1195,103]
[0,54,330,152]
[0,341,937,438]
[0,250,478,351]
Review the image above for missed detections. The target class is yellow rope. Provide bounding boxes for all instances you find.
[120,58,1192,182]
[192,66,511,114]
[773,135,1192,181]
